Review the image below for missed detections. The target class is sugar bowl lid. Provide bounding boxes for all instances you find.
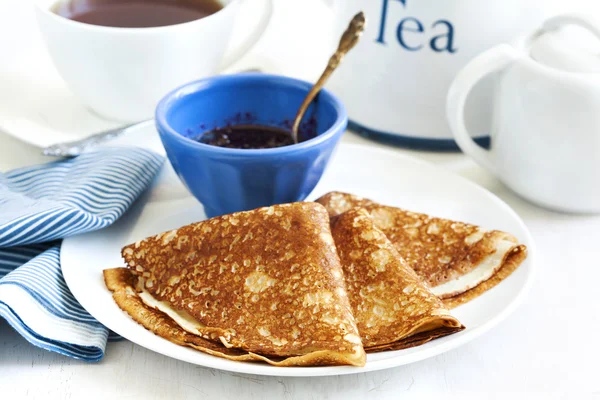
[529,14,600,73]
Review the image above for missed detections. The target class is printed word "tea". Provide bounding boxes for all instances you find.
[376,0,457,53]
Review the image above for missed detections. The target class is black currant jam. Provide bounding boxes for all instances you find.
[198,125,295,149]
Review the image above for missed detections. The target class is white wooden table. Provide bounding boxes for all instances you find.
[1,130,599,399]
[1,0,599,398]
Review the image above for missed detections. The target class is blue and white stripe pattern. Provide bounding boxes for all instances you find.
[0,147,163,361]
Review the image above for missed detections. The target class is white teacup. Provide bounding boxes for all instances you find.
[447,14,600,213]
[35,0,272,122]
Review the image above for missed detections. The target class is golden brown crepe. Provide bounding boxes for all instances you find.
[317,192,527,308]
[103,268,361,366]
[330,208,464,351]
[107,202,366,367]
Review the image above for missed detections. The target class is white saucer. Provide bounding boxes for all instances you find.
[60,124,535,377]
[0,49,122,148]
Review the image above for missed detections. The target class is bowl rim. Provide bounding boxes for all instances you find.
[155,72,348,157]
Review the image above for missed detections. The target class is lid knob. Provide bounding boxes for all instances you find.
[530,14,600,73]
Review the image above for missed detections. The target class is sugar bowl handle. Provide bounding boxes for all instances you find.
[446,44,520,174]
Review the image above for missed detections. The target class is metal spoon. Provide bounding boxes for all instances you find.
[42,119,151,157]
[291,11,366,144]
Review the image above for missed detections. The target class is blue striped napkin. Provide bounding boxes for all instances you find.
[0,147,164,361]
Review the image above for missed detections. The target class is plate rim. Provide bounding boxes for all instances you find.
[61,142,536,377]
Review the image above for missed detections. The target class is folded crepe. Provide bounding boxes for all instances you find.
[330,208,463,351]
[105,202,366,367]
[317,192,527,308]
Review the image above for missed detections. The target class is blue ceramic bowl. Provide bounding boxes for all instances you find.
[155,73,348,218]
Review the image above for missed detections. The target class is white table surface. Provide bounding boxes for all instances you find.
[2,130,599,399]
[1,0,600,399]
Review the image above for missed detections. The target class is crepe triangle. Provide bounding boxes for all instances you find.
[330,208,463,351]
[317,192,527,308]
[105,202,366,366]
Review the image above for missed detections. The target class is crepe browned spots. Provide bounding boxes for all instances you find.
[316,192,527,307]
[104,268,364,366]
[330,208,464,351]
[111,202,366,367]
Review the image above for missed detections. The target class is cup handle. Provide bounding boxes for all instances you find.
[446,44,520,174]
[219,0,274,70]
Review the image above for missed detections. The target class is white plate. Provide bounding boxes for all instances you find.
[61,125,535,377]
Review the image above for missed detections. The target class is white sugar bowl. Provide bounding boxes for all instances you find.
[448,14,600,213]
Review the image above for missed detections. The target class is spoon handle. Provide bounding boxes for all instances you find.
[42,119,152,157]
[291,11,366,143]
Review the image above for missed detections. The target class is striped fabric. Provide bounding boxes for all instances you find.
[0,147,163,361]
